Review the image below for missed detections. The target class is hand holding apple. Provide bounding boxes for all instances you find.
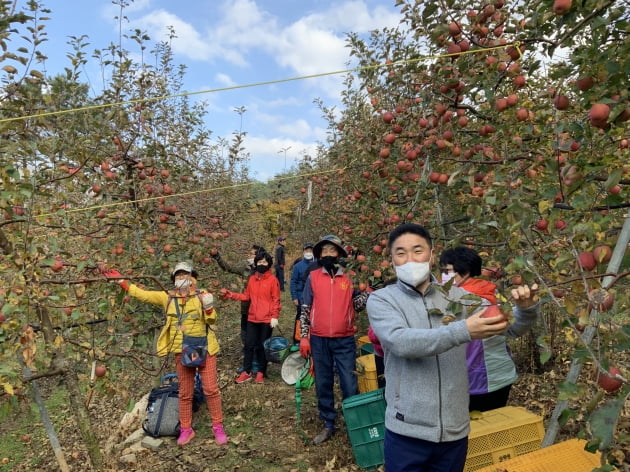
[467,307,509,340]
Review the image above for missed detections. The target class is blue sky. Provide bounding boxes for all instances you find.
[38,0,402,180]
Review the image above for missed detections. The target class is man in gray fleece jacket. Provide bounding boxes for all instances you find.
[367,223,540,472]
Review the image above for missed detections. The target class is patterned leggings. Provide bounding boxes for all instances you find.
[176,354,223,428]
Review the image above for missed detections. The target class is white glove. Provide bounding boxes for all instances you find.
[270,318,279,329]
[201,292,214,310]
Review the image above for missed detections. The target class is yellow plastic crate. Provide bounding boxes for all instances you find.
[357,335,371,348]
[465,406,545,472]
[356,354,379,393]
[474,439,603,472]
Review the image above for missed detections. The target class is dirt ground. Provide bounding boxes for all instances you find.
[2,292,628,472]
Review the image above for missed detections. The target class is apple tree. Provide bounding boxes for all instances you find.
[299,0,628,465]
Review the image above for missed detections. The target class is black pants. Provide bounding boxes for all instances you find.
[469,384,512,412]
[243,321,272,375]
[275,265,285,291]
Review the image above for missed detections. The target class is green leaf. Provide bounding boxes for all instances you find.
[557,381,583,401]
[588,393,627,450]
[539,350,551,365]
[603,168,622,189]
[422,4,438,20]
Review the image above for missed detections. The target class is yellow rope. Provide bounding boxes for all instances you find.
[26,41,522,218]
[1,43,518,124]
[35,166,349,218]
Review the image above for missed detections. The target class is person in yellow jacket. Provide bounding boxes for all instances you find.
[102,261,227,447]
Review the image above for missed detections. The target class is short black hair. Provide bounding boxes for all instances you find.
[254,251,273,266]
[439,246,482,277]
[388,223,432,250]
[252,245,267,257]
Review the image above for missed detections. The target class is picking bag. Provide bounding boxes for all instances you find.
[142,374,180,438]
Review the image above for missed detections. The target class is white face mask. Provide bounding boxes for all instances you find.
[441,272,456,285]
[395,261,431,287]
[304,252,314,260]
[174,278,191,289]
[247,258,255,266]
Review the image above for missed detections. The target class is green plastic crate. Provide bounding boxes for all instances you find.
[360,342,374,356]
[342,388,386,470]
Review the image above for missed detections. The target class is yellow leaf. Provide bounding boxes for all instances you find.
[538,200,552,214]
[2,65,18,74]
[2,383,15,395]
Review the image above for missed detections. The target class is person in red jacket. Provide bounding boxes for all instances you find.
[299,235,369,445]
[220,252,280,384]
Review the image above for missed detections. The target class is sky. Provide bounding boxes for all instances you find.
[38,0,402,181]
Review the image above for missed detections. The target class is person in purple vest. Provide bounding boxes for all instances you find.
[299,235,369,445]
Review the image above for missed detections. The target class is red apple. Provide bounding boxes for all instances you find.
[593,245,612,264]
[588,288,615,312]
[553,94,570,110]
[589,103,610,128]
[553,0,572,15]
[597,366,623,393]
[95,365,107,378]
[480,305,506,320]
[50,259,64,273]
[578,251,596,271]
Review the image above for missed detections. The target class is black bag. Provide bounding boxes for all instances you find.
[143,374,180,438]
[181,335,208,367]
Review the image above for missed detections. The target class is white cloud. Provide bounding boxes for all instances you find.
[244,134,319,178]
[215,73,237,87]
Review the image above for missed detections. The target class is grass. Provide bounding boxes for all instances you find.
[0,385,68,471]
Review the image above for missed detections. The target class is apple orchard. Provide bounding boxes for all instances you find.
[0,0,629,470]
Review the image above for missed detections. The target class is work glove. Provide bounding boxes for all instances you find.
[299,338,311,359]
[218,288,230,299]
[101,268,129,291]
[201,292,214,310]
[270,318,279,329]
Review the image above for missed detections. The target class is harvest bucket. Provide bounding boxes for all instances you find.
[264,336,290,363]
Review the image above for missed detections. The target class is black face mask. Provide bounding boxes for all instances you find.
[320,256,339,274]
[255,265,270,274]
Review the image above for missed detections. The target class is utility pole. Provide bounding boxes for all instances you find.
[278,146,291,172]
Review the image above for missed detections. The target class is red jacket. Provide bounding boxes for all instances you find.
[306,268,355,337]
[227,270,281,323]
[458,278,497,303]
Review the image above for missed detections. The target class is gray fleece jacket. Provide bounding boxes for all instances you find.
[366,279,539,443]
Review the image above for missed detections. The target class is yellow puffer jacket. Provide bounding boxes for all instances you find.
[127,285,220,357]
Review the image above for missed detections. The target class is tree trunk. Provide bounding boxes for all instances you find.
[64,366,105,470]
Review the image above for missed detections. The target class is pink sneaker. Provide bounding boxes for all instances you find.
[255,372,264,384]
[177,427,195,446]
[235,371,252,383]
[213,423,228,445]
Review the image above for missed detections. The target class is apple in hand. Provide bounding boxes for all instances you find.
[479,305,507,321]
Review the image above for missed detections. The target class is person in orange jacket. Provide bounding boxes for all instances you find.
[102,261,227,447]
[220,252,281,384]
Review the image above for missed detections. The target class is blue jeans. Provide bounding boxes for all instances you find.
[384,429,468,472]
[310,335,358,427]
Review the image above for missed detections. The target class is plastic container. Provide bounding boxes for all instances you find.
[357,335,371,349]
[360,343,374,356]
[473,438,603,472]
[465,406,545,471]
[342,388,386,471]
[356,354,379,393]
